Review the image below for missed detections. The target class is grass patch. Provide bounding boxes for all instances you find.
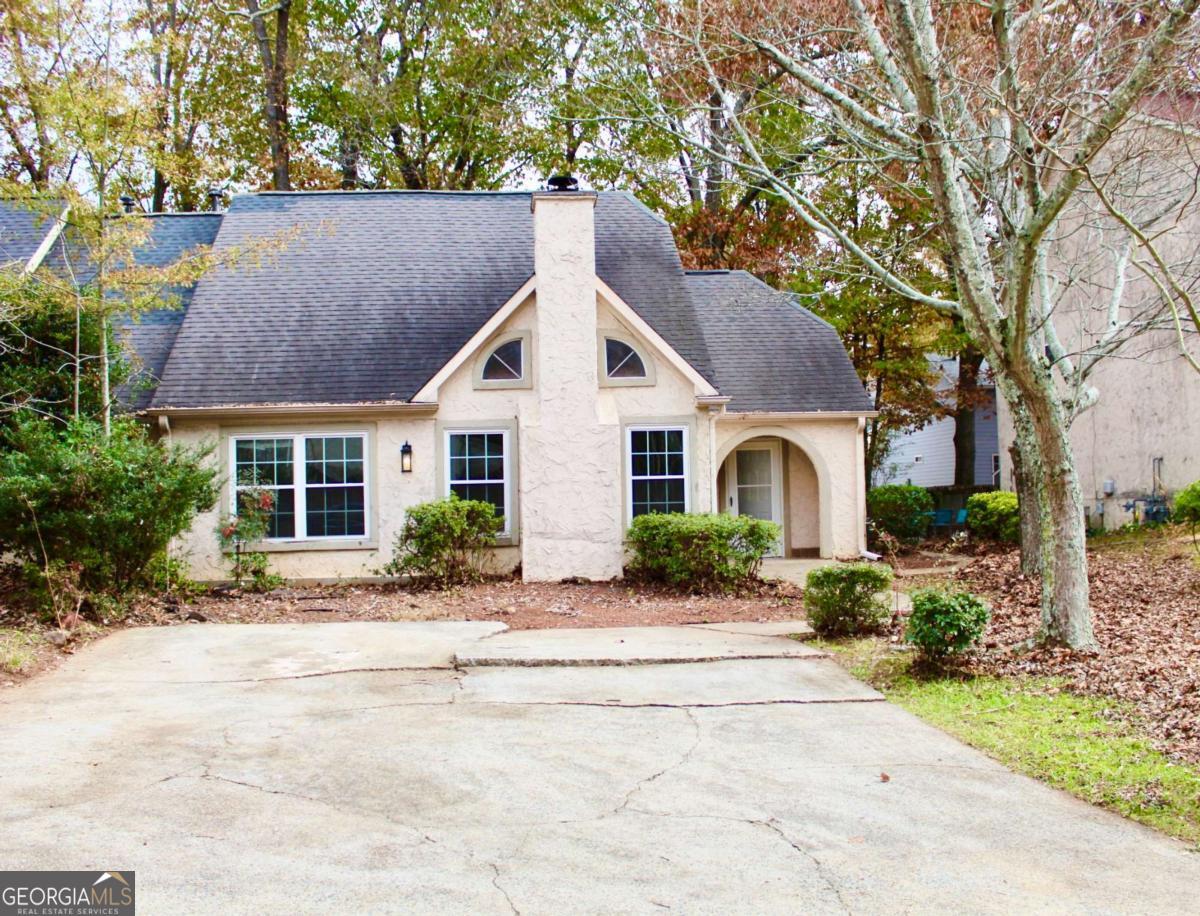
[0,628,44,675]
[1088,522,1197,562]
[819,637,1200,848]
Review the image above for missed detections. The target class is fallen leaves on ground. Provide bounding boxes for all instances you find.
[952,547,1200,763]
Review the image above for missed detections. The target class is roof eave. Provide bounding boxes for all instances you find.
[143,401,439,420]
[720,409,880,420]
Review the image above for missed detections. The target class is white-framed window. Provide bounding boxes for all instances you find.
[482,339,523,381]
[605,338,647,379]
[599,333,655,387]
[231,433,368,541]
[627,426,689,521]
[444,429,512,535]
[992,453,1001,488]
[475,332,531,389]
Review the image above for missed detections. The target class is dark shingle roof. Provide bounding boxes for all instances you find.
[0,201,61,268]
[686,270,872,413]
[150,191,714,408]
[115,214,223,411]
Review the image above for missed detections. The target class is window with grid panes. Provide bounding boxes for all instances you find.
[231,434,367,540]
[628,427,688,518]
[446,430,509,532]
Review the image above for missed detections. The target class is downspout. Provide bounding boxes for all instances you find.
[707,405,721,513]
[856,417,868,554]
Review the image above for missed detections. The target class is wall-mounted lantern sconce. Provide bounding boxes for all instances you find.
[400,441,413,473]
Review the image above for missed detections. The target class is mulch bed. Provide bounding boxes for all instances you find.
[159,578,806,630]
[949,547,1200,763]
[0,575,805,687]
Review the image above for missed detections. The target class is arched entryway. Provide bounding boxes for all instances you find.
[715,427,837,559]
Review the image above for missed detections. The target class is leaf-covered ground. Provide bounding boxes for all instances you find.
[950,537,1200,763]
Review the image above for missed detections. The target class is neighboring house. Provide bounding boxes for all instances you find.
[996,345,1199,530]
[11,187,874,582]
[876,357,999,489]
[994,107,1200,531]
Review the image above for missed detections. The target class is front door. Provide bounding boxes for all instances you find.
[731,442,784,556]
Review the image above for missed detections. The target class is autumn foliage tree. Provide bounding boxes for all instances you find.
[616,0,1200,649]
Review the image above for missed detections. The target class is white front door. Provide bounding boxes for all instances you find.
[731,442,784,556]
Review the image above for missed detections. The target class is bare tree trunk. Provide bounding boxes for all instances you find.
[954,346,983,486]
[246,0,291,191]
[151,169,169,213]
[1005,373,1095,649]
[72,295,81,420]
[1009,442,1041,576]
[99,315,110,437]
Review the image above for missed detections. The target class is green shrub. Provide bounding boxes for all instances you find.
[867,484,934,543]
[966,490,1020,543]
[803,563,893,637]
[905,589,990,661]
[626,512,779,593]
[0,415,218,597]
[383,496,503,589]
[1174,480,1200,526]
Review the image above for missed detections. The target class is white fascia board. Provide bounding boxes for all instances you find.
[23,204,70,274]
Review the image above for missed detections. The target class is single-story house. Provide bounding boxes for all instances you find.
[12,186,874,582]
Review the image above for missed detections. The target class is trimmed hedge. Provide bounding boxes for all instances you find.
[382,496,503,589]
[867,484,934,543]
[803,563,893,637]
[966,490,1020,543]
[905,588,990,661]
[626,512,779,593]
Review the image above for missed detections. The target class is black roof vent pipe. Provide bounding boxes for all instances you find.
[546,174,579,192]
[119,194,136,214]
[207,187,224,212]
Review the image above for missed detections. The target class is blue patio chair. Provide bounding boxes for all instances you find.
[930,508,954,533]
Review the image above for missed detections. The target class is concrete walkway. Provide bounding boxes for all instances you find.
[1,622,1197,914]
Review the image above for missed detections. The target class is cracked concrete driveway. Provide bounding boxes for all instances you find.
[2,622,1198,914]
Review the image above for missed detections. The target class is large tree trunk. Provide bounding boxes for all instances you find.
[954,345,983,486]
[247,0,291,191]
[1005,372,1096,649]
[1009,442,1042,576]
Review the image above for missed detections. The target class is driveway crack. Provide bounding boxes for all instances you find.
[758,818,853,915]
[614,708,701,814]
[488,862,520,915]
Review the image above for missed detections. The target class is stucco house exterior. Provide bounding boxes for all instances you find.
[8,187,874,582]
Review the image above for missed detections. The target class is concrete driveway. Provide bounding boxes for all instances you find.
[1,622,1197,915]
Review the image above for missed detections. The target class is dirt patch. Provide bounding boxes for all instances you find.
[160,578,806,630]
[947,547,1200,763]
[1,576,806,687]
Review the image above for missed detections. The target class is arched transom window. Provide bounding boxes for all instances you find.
[604,337,648,380]
[475,333,532,390]
[482,338,523,381]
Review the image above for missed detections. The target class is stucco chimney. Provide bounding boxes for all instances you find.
[520,182,624,580]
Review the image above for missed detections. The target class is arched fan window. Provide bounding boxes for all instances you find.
[604,338,647,380]
[481,338,524,381]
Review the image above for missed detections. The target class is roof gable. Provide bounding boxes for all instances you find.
[150,191,715,409]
